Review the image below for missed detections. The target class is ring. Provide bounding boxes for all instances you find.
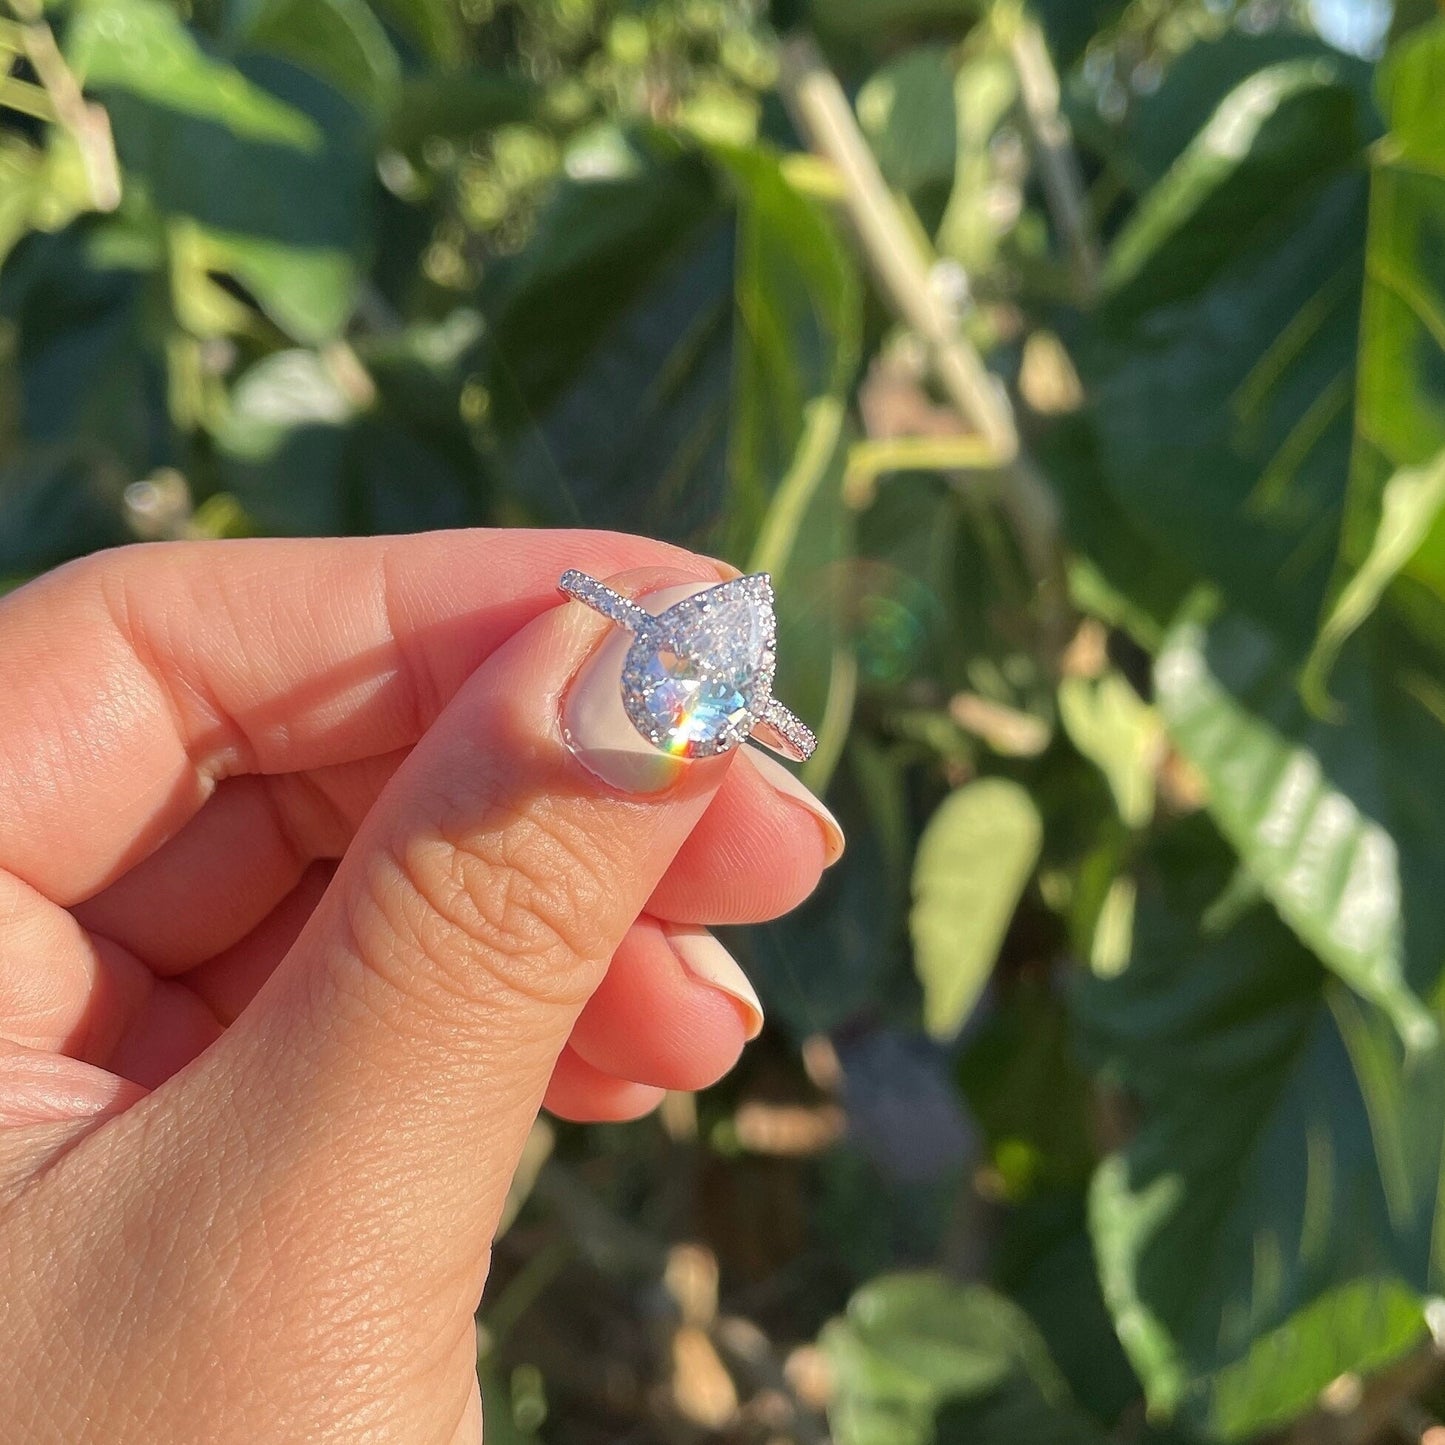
[558,570,818,763]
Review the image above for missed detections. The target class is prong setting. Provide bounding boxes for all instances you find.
[557,570,814,763]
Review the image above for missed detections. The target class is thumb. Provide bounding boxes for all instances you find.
[218,562,737,1242]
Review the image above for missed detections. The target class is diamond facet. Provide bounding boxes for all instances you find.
[621,578,777,758]
[559,567,814,762]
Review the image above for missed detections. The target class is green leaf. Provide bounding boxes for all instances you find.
[370,0,464,67]
[1304,448,1445,707]
[1102,61,1365,318]
[1377,19,1445,160]
[195,230,357,345]
[1071,32,1369,196]
[1058,670,1160,830]
[0,139,43,269]
[480,128,721,430]
[716,142,860,558]
[1085,60,1377,644]
[0,449,132,573]
[496,224,734,540]
[1202,1280,1427,1439]
[742,751,910,1038]
[482,132,744,552]
[856,45,957,201]
[851,475,975,695]
[1080,817,1433,1436]
[228,0,401,114]
[1325,22,1445,674]
[1389,0,1441,44]
[1033,0,1127,68]
[806,0,978,42]
[823,1274,1106,1445]
[66,0,378,343]
[218,330,481,534]
[992,1196,1144,1428]
[67,0,320,149]
[717,141,863,786]
[1038,414,1194,649]
[958,980,1097,1194]
[384,73,540,157]
[755,397,857,792]
[0,223,166,468]
[91,40,373,342]
[935,46,1016,274]
[1156,613,1436,1050]
[25,126,106,238]
[911,779,1042,1039]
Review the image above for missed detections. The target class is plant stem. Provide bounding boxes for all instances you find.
[1006,12,1101,302]
[0,73,54,122]
[777,33,1069,644]
[778,34,1017,462]
[844,434,1005,508]
[5,0,120,211]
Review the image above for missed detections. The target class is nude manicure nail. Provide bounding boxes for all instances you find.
[562,581,723,794]
[744,746,846,865]
[666,925,764,1040]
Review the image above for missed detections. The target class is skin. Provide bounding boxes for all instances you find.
[0,530,833,1444]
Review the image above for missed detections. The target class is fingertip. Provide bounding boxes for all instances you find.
[542,1047,666,1123]
[648,753,831,924]
[741,747,845,866]
[667,925,763,1042]
[569,919,753,1092]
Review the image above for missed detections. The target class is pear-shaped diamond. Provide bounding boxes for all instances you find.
[621,577,777,758]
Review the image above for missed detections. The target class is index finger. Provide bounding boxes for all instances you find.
[0,530,727,903]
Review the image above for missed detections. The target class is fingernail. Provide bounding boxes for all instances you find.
[562,581,722,794]
[744,746,846,865]
[666,925,764,1040]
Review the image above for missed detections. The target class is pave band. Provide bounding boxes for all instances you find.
[558,569,818,764]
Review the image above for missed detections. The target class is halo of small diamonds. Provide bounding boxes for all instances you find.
[557,570,815,762]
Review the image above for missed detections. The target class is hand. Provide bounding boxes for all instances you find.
[0,530,842,1443]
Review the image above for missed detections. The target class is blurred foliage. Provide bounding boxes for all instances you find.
[4,0,1445,1441]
